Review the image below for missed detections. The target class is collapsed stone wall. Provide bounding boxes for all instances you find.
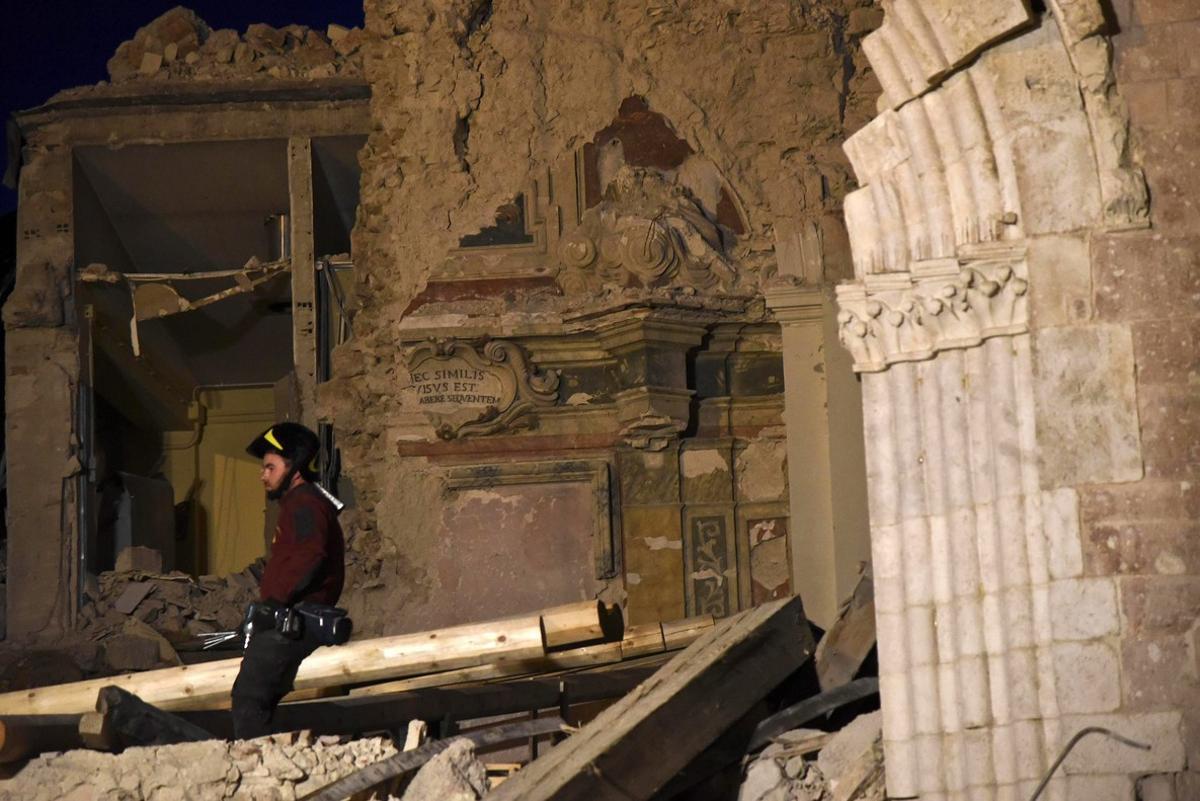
[102,6,365,84]
[2,731,402,801]
[328,0,883,633]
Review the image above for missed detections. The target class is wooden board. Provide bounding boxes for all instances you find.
[182,663,659,741]
[0,715,82,763]
[814,569,875,692]
[487,595,813,801]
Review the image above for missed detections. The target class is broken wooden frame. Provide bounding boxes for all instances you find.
[487,594,813,801]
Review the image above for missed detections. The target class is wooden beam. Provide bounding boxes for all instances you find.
[92,686,212,749]
[348,612,711,699]
[747,676,880,751]
[487,595,813,801]
[541,601,623,650]
[0,602,610,716]
[0,613,546,715]
[814,569,875,691]
[0,715,83,763]
[180,664,658,741]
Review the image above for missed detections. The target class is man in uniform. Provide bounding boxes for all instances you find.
[231,422,345,739]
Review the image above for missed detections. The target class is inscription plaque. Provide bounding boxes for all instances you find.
[402,339,559,440]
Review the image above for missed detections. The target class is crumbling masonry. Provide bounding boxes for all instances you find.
[5,0,1200,798]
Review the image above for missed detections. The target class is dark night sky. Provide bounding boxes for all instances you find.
[0,1,365,215]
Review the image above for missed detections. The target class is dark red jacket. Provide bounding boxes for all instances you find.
[259,482,344,606]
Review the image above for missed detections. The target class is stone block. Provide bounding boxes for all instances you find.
[1034,325,1143,487]
[1053,641,1122,713]
[1121,632,1199,710]
[1044,487,1084,579]
[103,633,161,672]
[1138,385,1200,480]
[1119,575,1200,635]
[1136,132,1200,234]
[1062,711,1184,774]
[1082,518,1200,576]
[1096,232,1200,320]
[1132,318,1200,386]
[1176,19,1200,76]
[1049,577,1119,640]
[1027,233,1092,327]
[1137,773,1178,801]
[1135,0,1200,24]
[1116,24,1181,82]
[1123,80,1171,131]
[115,546,163,574]
[1065,774,1134,801]
[1081,479,1200,524]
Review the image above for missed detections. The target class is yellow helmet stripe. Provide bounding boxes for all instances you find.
[264,428,284,451]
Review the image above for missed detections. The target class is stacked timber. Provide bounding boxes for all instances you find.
[0,601,716,763]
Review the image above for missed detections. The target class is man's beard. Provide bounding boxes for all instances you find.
[266,466,296,501]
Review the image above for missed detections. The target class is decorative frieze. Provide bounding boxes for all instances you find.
[834,256,1028,373]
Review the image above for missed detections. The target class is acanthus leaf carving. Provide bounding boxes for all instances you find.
[835,257,1029,372]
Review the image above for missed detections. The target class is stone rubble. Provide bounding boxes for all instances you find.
[739,714,885,801]
[101,6,364,85]
[73,562,262,674]
[0,730,495,801]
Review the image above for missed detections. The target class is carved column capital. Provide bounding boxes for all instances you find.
[834,251,1029,373]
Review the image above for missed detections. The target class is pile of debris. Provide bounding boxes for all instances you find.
[102,7,366,84]
[76,556,261,673]
[0,592,886,801]
[739,713,885,801]
[7,730,403,801]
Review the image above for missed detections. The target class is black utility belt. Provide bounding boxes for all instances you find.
[244,601,353,646]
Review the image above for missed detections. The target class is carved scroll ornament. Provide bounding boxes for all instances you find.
[403,339,560,439]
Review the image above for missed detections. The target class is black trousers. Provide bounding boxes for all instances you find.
[230,628,320,739]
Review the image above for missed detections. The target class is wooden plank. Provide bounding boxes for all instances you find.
[541,601,623,649]
[348,642,624,698]
[814,569,875,691]
[298,717,569,801]
[0,715,83,762]
[348,610,710,699]
[488,595,813,801]
[747,677,880,750]
[92,686,212,749]
[0,614,547,716]
[660,615,715,650]
[180,663,658,741]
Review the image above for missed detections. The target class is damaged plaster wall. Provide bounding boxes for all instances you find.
[5,7,371,640]
[326,0,884,633]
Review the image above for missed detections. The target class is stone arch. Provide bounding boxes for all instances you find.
[836,2,1180,799]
